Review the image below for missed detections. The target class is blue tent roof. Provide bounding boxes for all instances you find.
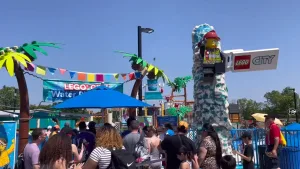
[283,123,300,130]
[53,86,151,109]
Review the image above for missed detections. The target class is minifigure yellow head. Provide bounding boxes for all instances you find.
[203,30,220,49]
[205,39,219,49]
[0,138,7,152]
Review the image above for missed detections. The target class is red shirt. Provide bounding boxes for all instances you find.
[266,122,280,145]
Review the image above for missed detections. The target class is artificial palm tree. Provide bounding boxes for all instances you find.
[168,76,192,93]
[0,41,60,154]
[166,106,192,120]
[116,51,169,117]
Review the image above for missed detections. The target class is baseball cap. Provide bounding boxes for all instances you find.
[240,131,252,140]
[179,121,189,129]
[47,126,52,129]
[166,129,175,136]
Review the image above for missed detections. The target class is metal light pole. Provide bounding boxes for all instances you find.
[290,88,298,122]
[137,26,154,116]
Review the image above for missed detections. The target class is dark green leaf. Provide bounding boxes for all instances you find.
[30,45,48,56]
[136,58,143,64]
[22,45,37,59]
[33,43,61,49]
[142,61,148,68]
[123,53,136,57]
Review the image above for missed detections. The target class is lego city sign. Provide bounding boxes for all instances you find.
[230,48,279,72]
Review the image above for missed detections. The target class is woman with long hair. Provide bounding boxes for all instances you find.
[60,127,84,162]
[39,134,83,169]
[83,125,123,169]
[198,123,222,169]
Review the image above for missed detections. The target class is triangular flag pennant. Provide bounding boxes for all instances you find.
[48,67,56,75]
[154,67,159,75]
[77,72,87,81]
[36,66,46,76]
[147,64,154,72]
[69,71,76,79]
[121,74,127,80]
[113,74,119,81]
[59,68,66,75]
[25,63,35,72]
[87,74,95,82]
[104,75,111,82]
[129,72,135,80]
[134,72,141,79]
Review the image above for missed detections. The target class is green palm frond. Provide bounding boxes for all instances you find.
[0,41,60,76]
[170,76,193,93]
[118,51,170,82]
[114,50,135,55]
[166,107,177,116]
[166,106,191,120]
[18,41,61,60]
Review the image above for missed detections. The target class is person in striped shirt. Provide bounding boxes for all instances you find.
[83,125,124,169]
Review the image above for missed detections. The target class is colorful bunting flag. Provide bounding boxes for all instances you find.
[27,63,35,72]
[96,74,104,82]
[36,66,46,76]
[78,72,87,81]
[129,72,135,80]
[69,71,76,79]
[24,62,140,82]
[134,72,141,79]
[104,75,111,81]
[59,68,66,75]
[113,74,119,81]
[121,74,127,80]
[87,74,95,82]
[48,67,56,75]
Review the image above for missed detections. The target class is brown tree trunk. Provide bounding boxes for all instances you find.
[129,68,148,118]
[15,64,30,155]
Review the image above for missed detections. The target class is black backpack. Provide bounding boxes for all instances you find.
[14,153,24,169]
[107,148,136,169]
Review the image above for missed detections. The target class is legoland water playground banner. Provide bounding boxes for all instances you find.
[0,121,17,169]
[43,79,124,102]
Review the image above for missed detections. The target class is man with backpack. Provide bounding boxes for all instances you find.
[264,114,281,169]
[123,120,149,161]
[123,120,142,154]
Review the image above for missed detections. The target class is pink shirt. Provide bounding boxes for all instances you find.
[24,143,40,169]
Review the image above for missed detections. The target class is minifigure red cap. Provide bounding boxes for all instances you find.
[204,30,220,40]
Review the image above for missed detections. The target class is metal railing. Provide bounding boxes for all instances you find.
[186,128,300,168]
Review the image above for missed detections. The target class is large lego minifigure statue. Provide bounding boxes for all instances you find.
[192,24,232,155]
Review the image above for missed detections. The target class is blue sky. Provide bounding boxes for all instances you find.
[0,0,299,105]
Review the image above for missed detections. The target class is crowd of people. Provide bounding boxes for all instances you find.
[20,115,282,169]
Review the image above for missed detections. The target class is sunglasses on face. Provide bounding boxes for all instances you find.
[0,141,6,146]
